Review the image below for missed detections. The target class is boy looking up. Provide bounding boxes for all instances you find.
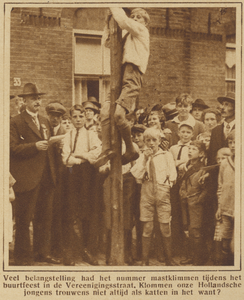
[179,141,207,265]
[95,7,150,167]
[131,128,177,266]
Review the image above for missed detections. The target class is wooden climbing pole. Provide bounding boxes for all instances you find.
[109,16,124,265]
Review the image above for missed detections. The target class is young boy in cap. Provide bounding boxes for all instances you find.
[191,99,209,121]
[95,7,150,168]
[82,96,101,132]
[131,128,177,266]
[62,104,101,265]
[179,141,208,265]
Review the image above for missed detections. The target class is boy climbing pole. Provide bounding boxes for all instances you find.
[95,7,150,168]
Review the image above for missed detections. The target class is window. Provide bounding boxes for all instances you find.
[225,34,236,93]
[74,30,110,105]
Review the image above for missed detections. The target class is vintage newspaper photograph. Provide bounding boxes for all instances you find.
[0,0,243,299]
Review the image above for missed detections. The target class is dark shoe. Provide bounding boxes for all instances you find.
[140,260,149,266]
[166,258,179,266]
[35,255,61,264]
[121,151,139,165]
[125,255,134,266]
[83,249,99,266]
[94,150,115,168]
[180,257,193,265]
[63,257,75,266]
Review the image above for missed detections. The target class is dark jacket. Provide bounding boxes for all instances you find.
[10,110,56,193]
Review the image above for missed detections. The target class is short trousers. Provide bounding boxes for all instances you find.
[115,63,143,113]
[140,181,171,223]
[221,215,234,240]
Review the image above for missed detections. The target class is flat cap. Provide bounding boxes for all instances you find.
[46,102,67,115]
[132,124,147,133]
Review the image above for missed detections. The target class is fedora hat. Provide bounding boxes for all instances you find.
[162,102,179,121]
[18,83,46,98]
[192,99,209,110]
[131,124,147,133]
[217,92,235,104]
[46,102,67,116]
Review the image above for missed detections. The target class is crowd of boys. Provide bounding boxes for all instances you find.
[9,7,236,267]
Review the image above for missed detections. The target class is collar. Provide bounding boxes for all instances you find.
[172,114,196,127]
[152,148,167,158]
[227,155,235,170]
[177,140,191,146]
[224,119,235,129]
[26,108,38,118]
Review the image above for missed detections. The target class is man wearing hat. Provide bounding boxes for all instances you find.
[46,102,67,261]
[208,92,235,165]
[10,83,60,265]
[191,99,209,121]
[82,96,100,131]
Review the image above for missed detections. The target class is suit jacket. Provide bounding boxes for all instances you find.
[10,110,56,193]
[207,123,228,166]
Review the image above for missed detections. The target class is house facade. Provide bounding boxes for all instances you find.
[9,6,236,116]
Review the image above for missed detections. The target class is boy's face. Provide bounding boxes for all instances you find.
[130,11,146,26]
[62,119,72,131]
[188,145,203,162]
[144,136,160,154]
[204,112,218,130]
[71,110,85,129]
[228,139,235,155]
[132,132,144,149]
[178,125,193,144]
[176,102,192,118]
[216,153,229,165]
[198,135,210,150]
[191,107,203,120]
[148,114,161,129]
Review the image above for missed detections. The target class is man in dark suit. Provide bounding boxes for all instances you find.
[208,92,235,165]
[10,83,60,265]
[45,102,67,261]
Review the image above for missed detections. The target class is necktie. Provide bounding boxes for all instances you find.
[32,115,40,130]
[149,157,157,192]
[72,129,80,153]
[177,145,186,160]
[225,124,231,138]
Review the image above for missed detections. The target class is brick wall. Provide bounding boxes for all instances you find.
[9,7,235,115]
[10,8,73,116]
